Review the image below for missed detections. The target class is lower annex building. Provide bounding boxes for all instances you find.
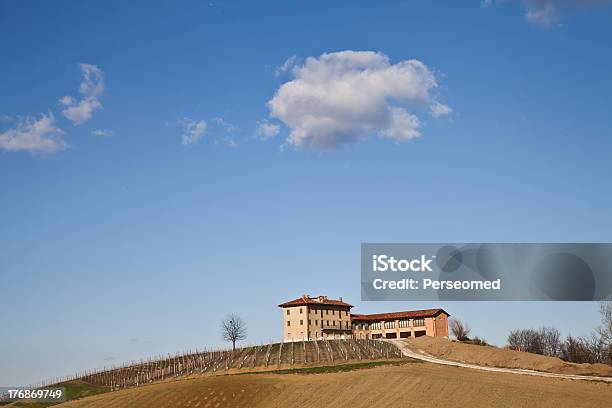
[279,294,449,342]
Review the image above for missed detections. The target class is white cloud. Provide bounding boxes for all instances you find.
[180,118,207,145]
[484,0,612,27]
[524,0,560,26]
[256,119,280,140]
[60,63,105,125]
[0,113,66,154]
[275,55,297,77]
[267,50,450,149]
[430,101,453,117]
[92,129,113,137]
[212,117,238,133]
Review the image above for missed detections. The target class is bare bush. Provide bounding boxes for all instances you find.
[507,328,540,354]
[450,318,471,341]
[507,327,560,357]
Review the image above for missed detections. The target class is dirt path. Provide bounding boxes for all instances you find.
[388,339,612,382]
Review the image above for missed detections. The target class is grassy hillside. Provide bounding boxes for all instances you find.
[55,360,611,408]
[405,337,612,377]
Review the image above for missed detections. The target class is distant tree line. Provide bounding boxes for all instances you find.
[507,301,612,365]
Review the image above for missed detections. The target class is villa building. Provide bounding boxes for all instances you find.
[278,295,449,342]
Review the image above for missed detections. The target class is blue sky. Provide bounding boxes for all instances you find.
[1,0,612,386]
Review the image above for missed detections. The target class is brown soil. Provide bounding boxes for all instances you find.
[57,362,611,408]
[406,336,612,377]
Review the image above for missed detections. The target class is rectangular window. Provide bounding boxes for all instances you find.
[384,321,395,329]
[399,320,410,328]
[300,319,303,325]
[286,309,290,315]
[413,318,425,327]
[308,319,311,325]
[287,321,290,326]
[327,320,329,326]
[300,308,303,314]
[315,320,318,325]
[326,310,329,315]
[332,310,335,315]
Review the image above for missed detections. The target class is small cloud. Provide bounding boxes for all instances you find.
[180,118,207,145]
[0,113,66,154]
[524,0,559,27]
[274,55,297,77]
[429,101,453,117]
[484,0,612,28]
[60,63,105,125]
[92,129,113,137]
[212,117,238,133]
[256,119,280,140]
[0,114,14,122]
[225,137,238,148]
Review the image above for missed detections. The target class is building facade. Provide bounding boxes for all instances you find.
[279,295,449,342]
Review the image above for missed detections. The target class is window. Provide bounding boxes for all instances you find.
[326,310,329,315]
[300,308,303,314]
[315,320,318,325]
[413,318,425,327]
[327,320,329,326]
[300,320,303,325]
[384,321,395,329]
[399,320,410,328]
[332,310,335,315]
[308,319,311,325]
[287,321,290,326]
[371,322,381,330]
[286,309,290,315]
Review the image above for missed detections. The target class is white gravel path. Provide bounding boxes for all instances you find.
[387,339,612,382]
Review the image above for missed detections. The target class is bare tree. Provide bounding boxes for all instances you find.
[597,301,612,346]
[538,326,561,357]
[449,318,471,341]
[222,314,247,351]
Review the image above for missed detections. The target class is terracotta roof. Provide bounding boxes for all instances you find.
[278,295,353,308]
[351,308,449,321]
